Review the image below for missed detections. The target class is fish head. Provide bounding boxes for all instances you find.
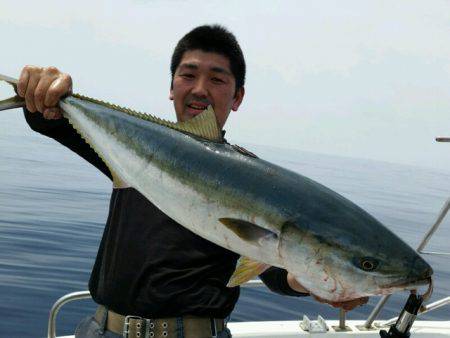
[279,218,433,302]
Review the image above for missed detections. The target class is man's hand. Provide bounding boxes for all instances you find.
[287,272,368,311]
[17,66,72,120]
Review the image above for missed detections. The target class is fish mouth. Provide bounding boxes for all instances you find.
[381,276,432,292]
[381,256,433,292]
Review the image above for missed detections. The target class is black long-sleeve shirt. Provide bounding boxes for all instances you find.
[24,110,307,318]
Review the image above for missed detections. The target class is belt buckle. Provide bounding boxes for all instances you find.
[123,315,142,338]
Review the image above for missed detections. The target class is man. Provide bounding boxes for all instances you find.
[18,25,366,338]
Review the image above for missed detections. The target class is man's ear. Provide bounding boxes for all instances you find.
[231,87,245,111]
[169,78,174,100]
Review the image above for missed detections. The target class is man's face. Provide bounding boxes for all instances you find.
[170,49,244,129]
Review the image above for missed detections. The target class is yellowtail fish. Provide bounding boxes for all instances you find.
[0,74,432,302]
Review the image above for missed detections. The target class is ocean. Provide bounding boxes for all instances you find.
[0,112,449,337]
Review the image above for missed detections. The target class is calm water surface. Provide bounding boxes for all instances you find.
[0,113,449,337]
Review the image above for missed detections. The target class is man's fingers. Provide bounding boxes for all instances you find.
[45,75,72,108]
[43,107,63,120]
[34,77,54,113]
[17,66,72,113]
[17,67,30,98]
[24,73,40,112]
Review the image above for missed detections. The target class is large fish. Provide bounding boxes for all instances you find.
[0,74,432,302]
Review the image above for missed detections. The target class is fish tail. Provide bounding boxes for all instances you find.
[0,73,25,111]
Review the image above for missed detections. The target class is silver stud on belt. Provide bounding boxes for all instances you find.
[162,321,168,336]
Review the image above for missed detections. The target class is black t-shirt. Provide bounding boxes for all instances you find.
[24,110,307,318]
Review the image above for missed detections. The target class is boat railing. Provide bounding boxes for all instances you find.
[48,290,92,338]
[383,296,450,326]
[359,137,450,330]
[363,197,450,329]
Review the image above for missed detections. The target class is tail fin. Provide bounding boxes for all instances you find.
[0,74,25,111]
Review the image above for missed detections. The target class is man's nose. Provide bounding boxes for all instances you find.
[191,78,208,98]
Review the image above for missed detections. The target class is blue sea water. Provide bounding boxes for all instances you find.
[0,112,449,338]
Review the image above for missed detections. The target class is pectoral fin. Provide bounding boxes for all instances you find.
[219,218,278,244]
[227,256,270,287]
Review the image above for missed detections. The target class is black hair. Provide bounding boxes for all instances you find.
[170,25,246,91]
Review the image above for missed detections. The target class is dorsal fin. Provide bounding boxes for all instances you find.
[175,105,223,142]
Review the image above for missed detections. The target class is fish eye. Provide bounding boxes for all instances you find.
[360,257,379,271]
[354,257,379,271]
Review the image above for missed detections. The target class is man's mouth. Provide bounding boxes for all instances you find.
[186,103,208,111]
[185,102,210,118]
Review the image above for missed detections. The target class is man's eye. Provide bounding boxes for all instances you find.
[181,73,194,79]
[212,77,225,83]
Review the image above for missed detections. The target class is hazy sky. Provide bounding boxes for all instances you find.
[1,0,449,170]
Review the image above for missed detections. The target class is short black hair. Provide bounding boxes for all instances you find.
[170,25,246,91]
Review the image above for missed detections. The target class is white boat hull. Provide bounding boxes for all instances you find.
[57,320,450,338]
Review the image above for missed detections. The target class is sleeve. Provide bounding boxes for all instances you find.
[259,267,310,297]
[24,109,113,180]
